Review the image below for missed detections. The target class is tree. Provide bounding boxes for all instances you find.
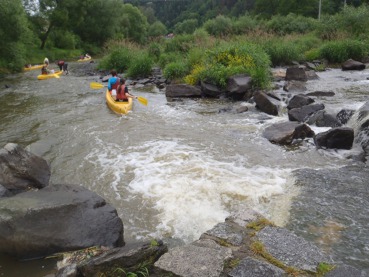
[174,19,199,34]
[119,4,148,44]
[0,0,32,72]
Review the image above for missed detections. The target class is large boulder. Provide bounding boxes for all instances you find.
[0,184,124,259]
[341,59,366,71]
[201,81,225,98]
[314,127,354,149]
[287,94,314,110]
[288,103,325,122]
[263,121,315,145]
[226,74,253,101]
[254,91,281,116]
[165,84,202,98]
[0,143,50,195]
[285,67,307,81]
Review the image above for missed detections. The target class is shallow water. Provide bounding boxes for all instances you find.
[0,64,368,275]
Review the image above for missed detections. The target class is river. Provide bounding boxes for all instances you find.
[0,62,368,276]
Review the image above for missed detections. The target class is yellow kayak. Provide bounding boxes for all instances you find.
[105,90,133,114]
[37,70,63,80]
[77,57,91,62]
[24,64,45,71]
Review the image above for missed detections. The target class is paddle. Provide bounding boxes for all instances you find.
[89,82,148,106]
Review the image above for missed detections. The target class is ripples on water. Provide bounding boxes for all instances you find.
[0,66,369,275]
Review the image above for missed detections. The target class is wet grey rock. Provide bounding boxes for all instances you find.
[287,94,314,110]
[342,59,366,71]
[165,84,202,98]
[228,257,285,277]
[307,110,342,127]
[257,226,331,272]
[55,264,78,277]
[263,121,314,145]
[201,222,245,247]
[0,143,50,195]
[78,241,167,276]
[306,70,319,80]
[285,67,307,81]
[154,239,232,277]
[290,165,369,276]
[306,91,335,97]
[325,264,368,277]
[226,74,253,101]
[0,185,9,198]
[254,91,281,116]
[288,103,325,122]
[201,81,225,98]
[0,184,124,259]
[336,109,355,125]
[314,127,354,149]
[283,80,307,92]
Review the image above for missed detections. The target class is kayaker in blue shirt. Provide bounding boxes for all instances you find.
[108,70,120,99]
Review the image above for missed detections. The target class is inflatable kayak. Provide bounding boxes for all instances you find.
[77,57,91,62]
[105,90,133,114]
[37,70,63,80]
[24,64,45,71]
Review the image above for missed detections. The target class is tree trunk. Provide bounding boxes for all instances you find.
[40,23,53,50]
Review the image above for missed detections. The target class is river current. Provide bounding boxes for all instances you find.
[0,63,368,276]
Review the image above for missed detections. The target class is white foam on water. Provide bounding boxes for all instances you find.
[90,139,292,242]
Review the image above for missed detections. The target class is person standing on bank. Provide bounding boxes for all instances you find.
[56,60,69,75]
[107,70,120,100]
[116,79,137,102]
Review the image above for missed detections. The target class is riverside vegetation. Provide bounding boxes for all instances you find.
[1,1,369,84]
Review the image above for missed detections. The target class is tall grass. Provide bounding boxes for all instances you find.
[319,40,369,63]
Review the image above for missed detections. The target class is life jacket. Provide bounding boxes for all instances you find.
[41,66,48,75]
[110,77,120,90]
[116,84,128,100]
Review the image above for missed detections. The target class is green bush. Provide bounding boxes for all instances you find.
[232,15,260,35]
[266,14,318,35]
[158,52,183,69]
[174,19,199,35]
[184,42,271,89]
[262,39,302,66]
[163,61,189,81]
[126,53,153,78]
[336,5,369,38]
[187,48,205,68]
[147,21,167,38]
[51,30,77,50]
[164,34,194,53]
[203,15,233,37]
[316,15,340,40]
[98,47,133,72]
[148,43,161,62]
[319,40,368,63]
[304,48,321,61]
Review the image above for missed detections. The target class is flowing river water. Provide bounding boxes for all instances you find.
[0,62,368,276]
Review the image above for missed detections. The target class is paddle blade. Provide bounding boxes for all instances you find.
[137,96,148,106]
[55,75,60,78]
[90,82,105,89]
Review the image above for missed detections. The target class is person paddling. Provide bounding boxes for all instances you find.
[107,70,120,100]
[116,79,137,102]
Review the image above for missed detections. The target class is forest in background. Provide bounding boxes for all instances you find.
[1,0,369,90]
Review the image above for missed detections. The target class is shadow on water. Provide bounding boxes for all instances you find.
[0,254,58,277]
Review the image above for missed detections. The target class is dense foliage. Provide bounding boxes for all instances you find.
[1,0,369,88]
